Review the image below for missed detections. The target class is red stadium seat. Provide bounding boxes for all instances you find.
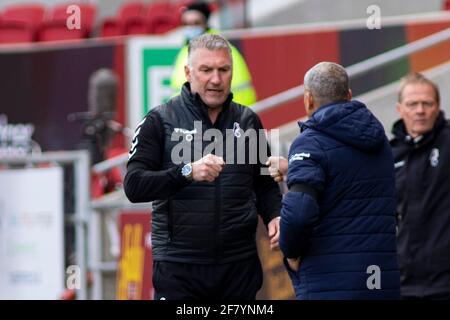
[99,1,181,38]
[100,18,125,37]
[118,1,149,35]
[444,0,450,10]
[100,2,146,37]
[118,1,146,22]
[38,3,97,41]
[0,22,34,43]
[38,21,86,42]
[123,18,148,35]
[0,4,45,43]
[100,18,124,37]
[148,13,179,34]
[147,1,172,16]
[122,1,180,35]
[2,4,45,29]
[50,2,97,34]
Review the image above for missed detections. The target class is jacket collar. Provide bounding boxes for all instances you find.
[180,82,233,124]
[391,111,446,147]
[298,100,350,133]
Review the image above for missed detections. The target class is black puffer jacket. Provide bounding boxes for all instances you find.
[391,112,450,297]
[125,83,281,264]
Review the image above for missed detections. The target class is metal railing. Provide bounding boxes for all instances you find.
[89,152,150,300]
[251,27,450,113]
[0,151,91,300]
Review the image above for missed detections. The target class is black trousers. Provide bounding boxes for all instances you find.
[152,256,263,300]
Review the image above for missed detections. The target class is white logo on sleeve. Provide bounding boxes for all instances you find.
[429,148,439,167]
[394,160,405,169]
[129,118,146,159]
[289,152,311,163]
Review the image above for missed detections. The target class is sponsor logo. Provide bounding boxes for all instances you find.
[289,152,311,163]
[394,160,405,169]
[174,127,198,142]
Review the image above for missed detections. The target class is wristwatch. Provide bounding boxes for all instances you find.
[181,163,193,181]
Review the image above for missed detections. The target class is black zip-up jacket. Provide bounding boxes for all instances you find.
[124,83,281,264]
[391,111,450,297]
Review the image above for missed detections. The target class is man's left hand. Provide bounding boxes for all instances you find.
[268,216,280,250]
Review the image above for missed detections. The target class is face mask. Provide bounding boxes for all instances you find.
[184,26,205,41]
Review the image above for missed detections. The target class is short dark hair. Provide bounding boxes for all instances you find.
[398,72,440,104]
[184,1,211,21]
[304,62,349,107]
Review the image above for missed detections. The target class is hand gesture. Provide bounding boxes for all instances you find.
[192,154,225,182]
[266,156,288,182]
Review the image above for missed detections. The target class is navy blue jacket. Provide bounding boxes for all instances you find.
[280,100,400,299]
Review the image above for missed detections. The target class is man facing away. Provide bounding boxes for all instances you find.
[391,73,450,299]
[267,62,400,299]
[125,33,281,300]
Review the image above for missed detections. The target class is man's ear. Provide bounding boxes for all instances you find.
[396,102,402,116]
[307,93,314,113]
[184,65,191,82]
[304,91,314,115]
[347,89,352,101]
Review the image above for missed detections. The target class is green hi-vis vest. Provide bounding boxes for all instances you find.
[170,33,257,107]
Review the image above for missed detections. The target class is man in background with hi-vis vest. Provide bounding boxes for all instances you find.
[171,1,257,106]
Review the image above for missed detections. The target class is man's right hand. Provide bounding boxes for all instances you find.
[192,154,225,182]
[266,156,288,182]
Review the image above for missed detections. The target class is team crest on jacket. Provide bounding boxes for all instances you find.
[233,122,242,138]
[429,148,439,167]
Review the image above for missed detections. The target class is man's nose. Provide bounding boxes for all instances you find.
[415,103,426,113]
[210,70,221,84]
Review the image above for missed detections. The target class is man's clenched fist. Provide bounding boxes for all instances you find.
[192,154,225,182]
[266,156,288,182]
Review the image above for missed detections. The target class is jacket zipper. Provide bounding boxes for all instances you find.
[214,175,221,262]
[167,198,173,242]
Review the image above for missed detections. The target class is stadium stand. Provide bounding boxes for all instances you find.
[0,1,191,43]
[38,3,97,41]
[100,1,146,37]
[444,0,450,10]
[0,3,45,43]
